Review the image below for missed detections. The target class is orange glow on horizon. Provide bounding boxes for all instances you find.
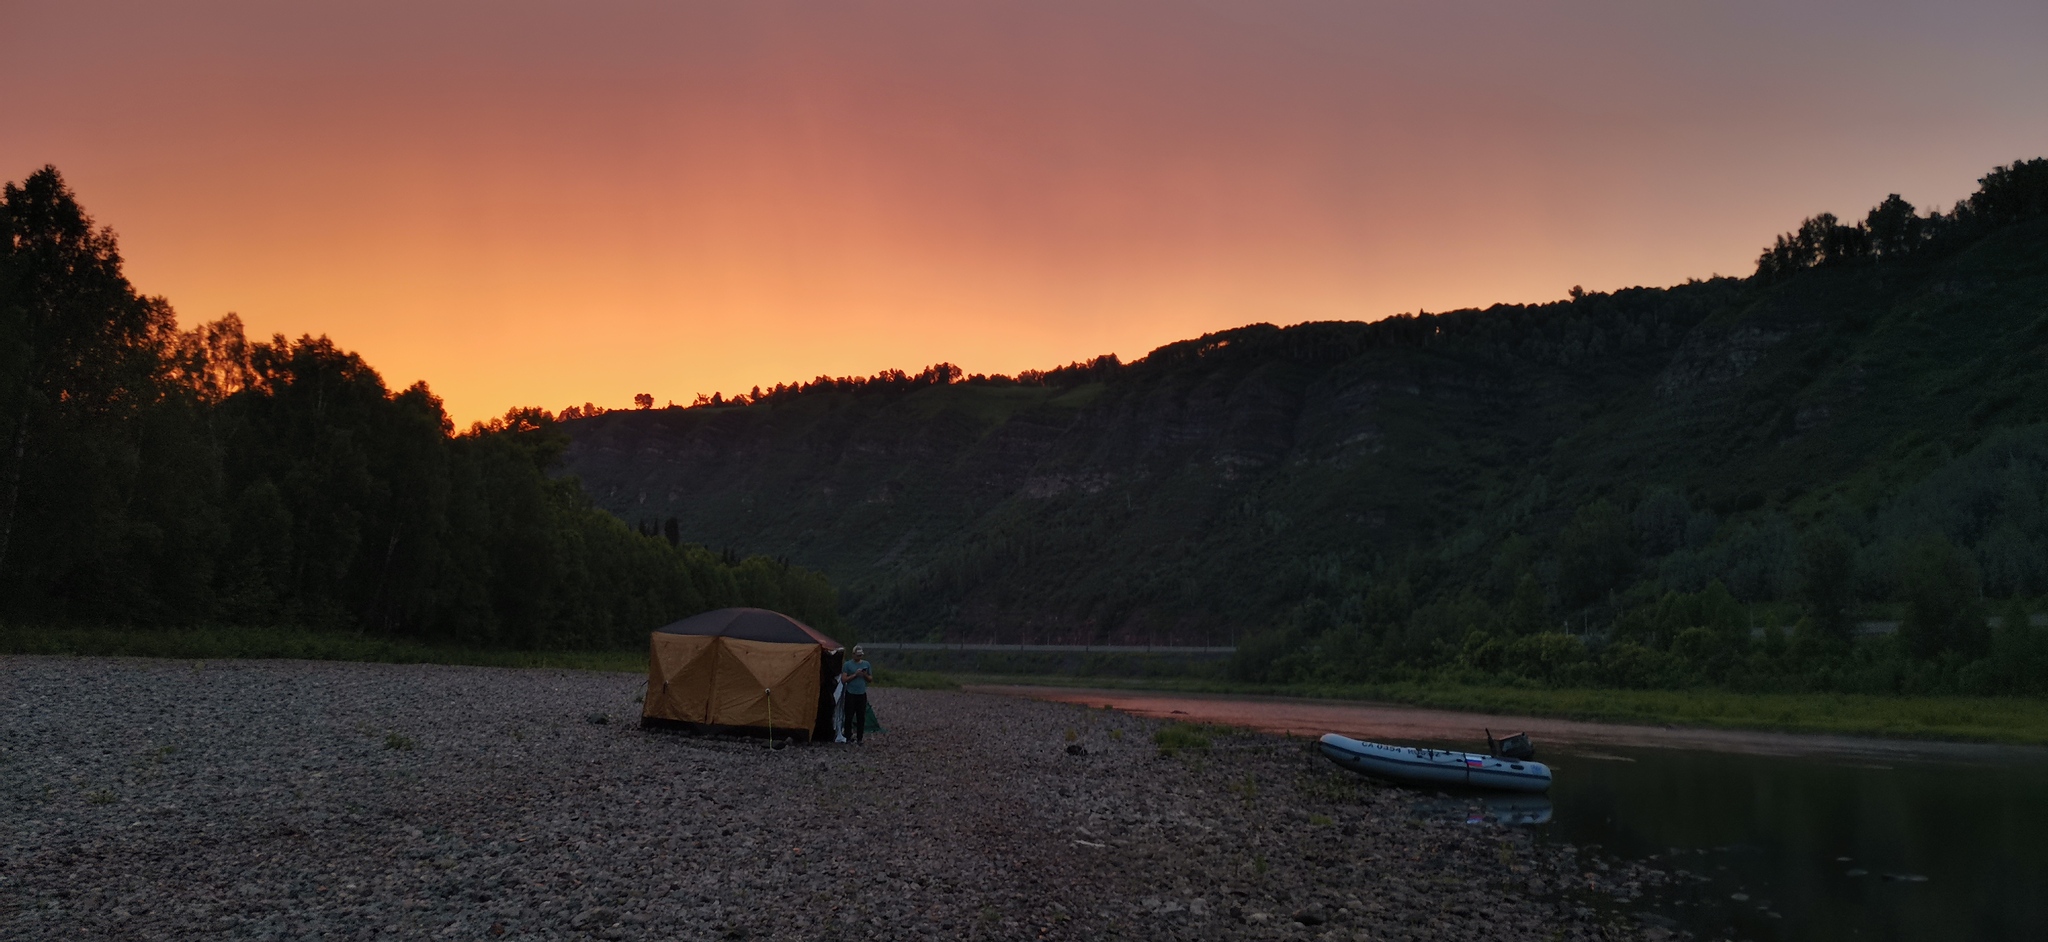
[8,1,2048,423]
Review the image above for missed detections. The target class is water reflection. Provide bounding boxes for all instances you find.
[1411,794,1555,826]
[977,686,2048,942]
[1416,742,2047,942]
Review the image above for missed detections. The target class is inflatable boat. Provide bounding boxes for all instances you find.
[1318,733,1553,793]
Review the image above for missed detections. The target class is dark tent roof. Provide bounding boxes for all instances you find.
[654,607,843,650]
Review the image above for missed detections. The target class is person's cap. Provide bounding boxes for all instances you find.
[852,645,865,654]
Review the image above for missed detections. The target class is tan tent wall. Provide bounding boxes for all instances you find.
[644,633,823,733]
[647,633,718,723]
[709,638,822,731]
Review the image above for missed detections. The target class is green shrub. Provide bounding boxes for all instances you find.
[1153,722,1229,756]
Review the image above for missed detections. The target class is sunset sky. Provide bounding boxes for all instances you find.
[7,1,2047,423]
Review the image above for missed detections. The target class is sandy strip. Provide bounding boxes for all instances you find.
[968,685,2048,764]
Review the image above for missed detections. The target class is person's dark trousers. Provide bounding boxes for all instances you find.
[843,692,868,743]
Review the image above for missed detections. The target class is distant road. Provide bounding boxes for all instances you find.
[858,642,1235,656]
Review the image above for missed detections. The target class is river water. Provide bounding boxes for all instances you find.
[972,686,2048,942]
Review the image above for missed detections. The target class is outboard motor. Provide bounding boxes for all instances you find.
[1486,728,1536,760]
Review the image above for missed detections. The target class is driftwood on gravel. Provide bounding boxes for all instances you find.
[0,658,1668,941]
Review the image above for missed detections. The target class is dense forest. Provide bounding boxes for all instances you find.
[0,167,838,648]
[10,158,2048,696]
[564,159,2048,696]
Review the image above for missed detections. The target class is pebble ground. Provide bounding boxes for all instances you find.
[1,657,1666,941]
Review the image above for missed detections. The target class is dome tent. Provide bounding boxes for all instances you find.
[641,607,845,741]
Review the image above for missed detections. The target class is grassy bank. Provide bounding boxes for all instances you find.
[945,672,2048,746]
[10,625,2043,745]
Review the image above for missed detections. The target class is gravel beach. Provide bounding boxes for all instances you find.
[2,658,1664,941]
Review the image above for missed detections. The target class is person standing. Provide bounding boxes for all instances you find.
[839,646,872,745]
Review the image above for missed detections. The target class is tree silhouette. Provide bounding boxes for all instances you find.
[1795,526,1856,642]
[0,165,844,642]
[0,166,171,578]
[1865,194,1922,258]
[1556,500,1633,609]
[1900,536,1984,659]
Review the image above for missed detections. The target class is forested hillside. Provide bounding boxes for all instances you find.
[0,167,838,647]
[563,159,2048,694]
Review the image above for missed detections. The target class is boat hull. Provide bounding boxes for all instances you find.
[1318,733,1552,793]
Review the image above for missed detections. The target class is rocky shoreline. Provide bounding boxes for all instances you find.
[2,658,1669,940]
